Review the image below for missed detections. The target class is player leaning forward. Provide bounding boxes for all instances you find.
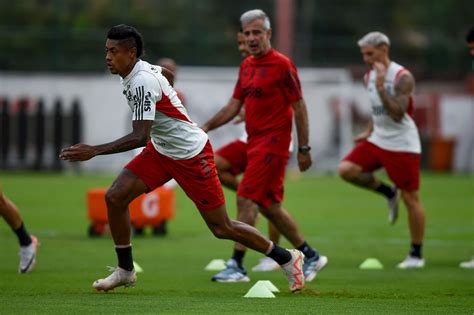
[338,32,426,269]
[60,24,306,292]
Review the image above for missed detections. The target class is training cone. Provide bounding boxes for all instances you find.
[204,259,226,271]
[256,280,279,292]
[359,258,384,270]
[243,282,276,298]
[133,261,144,273]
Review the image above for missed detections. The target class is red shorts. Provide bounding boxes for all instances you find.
[237,151,288,208]
[125,141,225,211]
[215,140,247,175]
[343,141,421,191]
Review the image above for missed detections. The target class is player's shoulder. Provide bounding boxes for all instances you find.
[130,68,159,88]
[391,61,412,75]
[240,56,253,67]
[273,49,290,61]
[272,50,297,69]
[391,61,414,83]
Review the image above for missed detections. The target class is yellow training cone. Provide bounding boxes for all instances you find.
[256,280,279,292]
[205,259,226,271]
[133,261,144,273]
[359,258,384,270]
[244,282,276,298]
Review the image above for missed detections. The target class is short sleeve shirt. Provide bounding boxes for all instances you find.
[121,60,208,160]
[232,49,302,156]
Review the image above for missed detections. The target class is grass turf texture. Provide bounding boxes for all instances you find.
[0,172,473,314]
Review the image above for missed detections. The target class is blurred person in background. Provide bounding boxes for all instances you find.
[202,9,327,283]
[466,27,474,57]
[156,57,187,108]
[60,24,306,293]
[459,27,474,269]
[338,32,426,269]
[0,185,38,273]
[213,30,285,273]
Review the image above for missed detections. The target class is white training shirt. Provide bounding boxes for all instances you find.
[121,60,208,160]
[365,61,421,153]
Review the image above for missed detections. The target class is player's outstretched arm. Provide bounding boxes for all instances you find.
[201,98,243,133]
[60,120,152,162]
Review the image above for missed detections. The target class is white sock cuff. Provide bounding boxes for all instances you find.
[265,241,274,255]
[115,244,132,249]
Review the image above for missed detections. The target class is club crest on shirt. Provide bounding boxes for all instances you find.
[125,90,133,102]
[123,85,133,102]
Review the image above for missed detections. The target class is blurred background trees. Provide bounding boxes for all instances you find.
[0,0,472,79]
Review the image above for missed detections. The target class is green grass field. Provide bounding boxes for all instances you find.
[0,171,473,314]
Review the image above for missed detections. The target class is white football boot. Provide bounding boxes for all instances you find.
[280,249,305,293]
[93,267,137,292]
[397,256,425,269]
[459,257,474,269]
[19,235,38,274]
[387,187,400,225]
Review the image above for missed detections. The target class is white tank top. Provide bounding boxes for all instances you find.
[366,61,421,153]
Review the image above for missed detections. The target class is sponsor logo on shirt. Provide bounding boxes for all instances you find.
[372,105,386,116]
[242,86,262,98]
[144,91,152,112]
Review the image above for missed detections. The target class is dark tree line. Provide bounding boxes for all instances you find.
[0,0,471,79]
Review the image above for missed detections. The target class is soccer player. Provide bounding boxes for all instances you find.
[338,32,426,269]
[459,27,474,269]
[202,10,327,282]
[60,24,305,293]
[214,30,283,272]
[0,186,38,273]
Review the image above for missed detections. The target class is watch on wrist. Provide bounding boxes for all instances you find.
[298,145,311,154]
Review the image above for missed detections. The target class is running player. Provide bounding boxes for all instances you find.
[203,10,328,283]
[60,24,305,292]
[338,32,426,269]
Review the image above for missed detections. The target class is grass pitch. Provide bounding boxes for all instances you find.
[0,171,473,314]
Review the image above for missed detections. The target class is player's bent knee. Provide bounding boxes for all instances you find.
[209,224,232,239]
[338,161,359,181]
[105,188,127,208]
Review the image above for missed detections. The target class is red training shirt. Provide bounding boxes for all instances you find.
[233,49,302,156]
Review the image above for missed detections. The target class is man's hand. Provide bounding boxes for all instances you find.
[373,62,387,92]
[60,144,97,162]
[297,152,312,172]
